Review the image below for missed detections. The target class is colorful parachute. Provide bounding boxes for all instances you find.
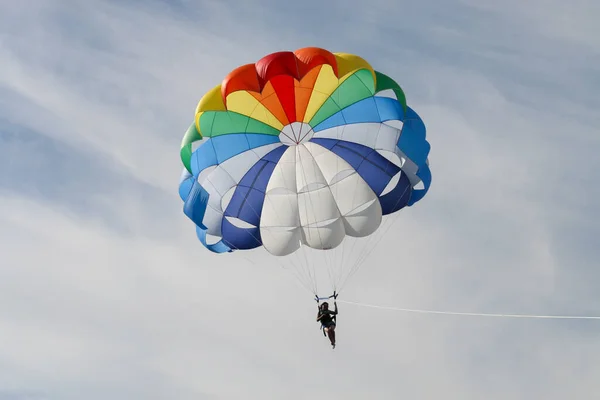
[178,47,431,298]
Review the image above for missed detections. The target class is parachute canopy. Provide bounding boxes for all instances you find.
[178,47,431,296]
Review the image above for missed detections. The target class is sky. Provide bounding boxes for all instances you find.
[1,0,599,399]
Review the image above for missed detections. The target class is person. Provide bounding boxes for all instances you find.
[317,301,338,348]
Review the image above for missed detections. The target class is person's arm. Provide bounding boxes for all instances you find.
[332,302,338,315]
[316,311,323,321]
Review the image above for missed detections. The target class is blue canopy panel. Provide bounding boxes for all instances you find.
[401,106,431,206]
[189,133,280,176]
[398,107,429,172]
[220,145,288,250]
[182,139,286,254]
[380,172,412,213]
[309,138,411,215]
[178,168,195,201]
[312,97,431,207]
[183,179,232,253]
[312,96,405,132]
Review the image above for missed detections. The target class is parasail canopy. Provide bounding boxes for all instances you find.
[178,47,432,298]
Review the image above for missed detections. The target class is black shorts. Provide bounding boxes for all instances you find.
[322,321,336,329]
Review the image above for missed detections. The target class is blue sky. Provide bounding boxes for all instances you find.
[1,1,599,399]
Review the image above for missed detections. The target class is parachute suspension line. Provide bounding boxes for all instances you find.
[336,221,374,290]
[344,221,388,283]
[340,123,386,276]
[337,183,410,292]
[331,125,349,292]
[337,227,355,291]
[281,254,316,295]
[335,123,385,286]
[312,138,347,296]
[332,133,370,293]
[281,239,318,295]
[340,201,404,291]
[335,219,383,292]
[354,182,410,271]
[344,232,377,286]
[303,250,319,296]
[331,141,347,291]
[235,248,315,298]
[255,155,318,296]
[298,142,341,298]
[299,252,316,295]
[225,195,315,295]
[296,143,326,297]
[328,140,340,293]
[292,145,319,296]
[338,300,600,320]
[290,238,316,295]
[286,249,316,295]
[263,148,315,294]
[292,232,318,295]
[342,211,400,289]
[325,250,336,294]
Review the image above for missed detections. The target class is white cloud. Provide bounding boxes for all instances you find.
[1,0,600,399]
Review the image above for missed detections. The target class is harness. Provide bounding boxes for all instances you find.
[315,292,338,336]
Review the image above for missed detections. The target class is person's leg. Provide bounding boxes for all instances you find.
[326,325,336,346]
[330,326,336,346]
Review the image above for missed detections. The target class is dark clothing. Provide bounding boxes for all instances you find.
[317,310,337,327]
